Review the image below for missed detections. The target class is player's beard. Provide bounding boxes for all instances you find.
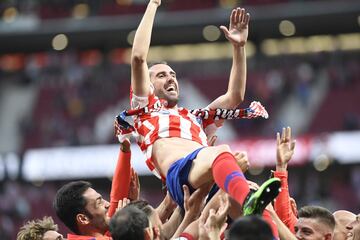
[155,89,179,108]
[164,96,178,108]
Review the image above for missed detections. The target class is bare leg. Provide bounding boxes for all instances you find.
[188,144,232,189]
[187,144,281,216]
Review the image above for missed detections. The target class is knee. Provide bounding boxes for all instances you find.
[209,145,234,172]
[208,144,232,165]
[202,145,232,169]
[215,144,232,155]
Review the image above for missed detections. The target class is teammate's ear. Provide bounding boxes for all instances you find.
[76,213,90,225]
[324,233,332,240]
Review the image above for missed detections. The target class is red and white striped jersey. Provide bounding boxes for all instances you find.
[130,86,217,178]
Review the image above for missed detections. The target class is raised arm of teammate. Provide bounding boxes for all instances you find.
[108,139,132,217]
[131,0,161,97]
[208,8,250,109]
[274,127,297,233]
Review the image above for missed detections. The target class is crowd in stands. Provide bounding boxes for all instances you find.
[1,1,359,239]
[1,42,359,240]
[309,52,360,133]
[0,0,344,20]
[7,50,357,150]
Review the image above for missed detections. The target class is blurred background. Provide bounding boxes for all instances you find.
[0,0,359,238]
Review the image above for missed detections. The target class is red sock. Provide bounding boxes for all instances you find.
[211,152,250,205]
[263,209,279,239]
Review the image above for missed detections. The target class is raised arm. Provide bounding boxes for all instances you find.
[156,191,177,223]
[274,127,297,233]
[208,8,250,109]
[172,185,208,238]
[198,195,229,240]
[108,139,132,217]
[267,204,297,240]
[131,0,161,97]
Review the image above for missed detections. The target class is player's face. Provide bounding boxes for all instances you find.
[82,188,110,233]
[42,230,65,240]
[346,214,360,240]
[295,218,331,240]
[149,64,179,108]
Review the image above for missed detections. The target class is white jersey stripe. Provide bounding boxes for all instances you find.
[158,113,169,138]
[143,120,156,145]
[180,116,192,140]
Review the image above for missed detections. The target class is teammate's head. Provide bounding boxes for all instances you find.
[109,205,155,240]
[127,200,163,240]
[149,62,179,108]
[295,206,335,240]
[53,181,110,235]
[17,216,64,240]
[228,215,273,240]
[333,210,356,240]
[345,213,360,240]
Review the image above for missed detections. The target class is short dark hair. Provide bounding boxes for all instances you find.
[53,181,92,234]
[109,206,149,240]
[148,61,168,68]
[127,199,153,217]
[148,61,170,79]
[298,206,335,230]
[228,216,273,240]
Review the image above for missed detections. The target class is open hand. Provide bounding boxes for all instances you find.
[276,127,296,171]
[220,8,250,47]
[234,151,250,172]
[247,180,260,191]
[128,168,140,200]
[199,195,229,239]
[115,198,130,213]
[183,185,208,220]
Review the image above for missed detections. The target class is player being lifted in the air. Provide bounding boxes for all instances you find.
[126,0,280,215]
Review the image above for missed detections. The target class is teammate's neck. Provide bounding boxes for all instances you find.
[78,227,107,238]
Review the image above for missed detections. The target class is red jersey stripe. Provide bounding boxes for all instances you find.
[169,115,181,138]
